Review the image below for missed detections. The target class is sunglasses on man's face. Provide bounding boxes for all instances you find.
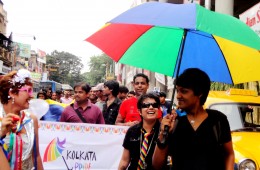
[141,102,159,108]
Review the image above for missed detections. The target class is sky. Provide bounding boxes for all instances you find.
[3,0,134,72]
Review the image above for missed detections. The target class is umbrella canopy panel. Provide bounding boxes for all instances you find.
[110,2,260,50]
[86,2,260,85]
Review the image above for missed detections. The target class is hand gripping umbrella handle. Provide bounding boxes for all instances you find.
[161,125,169,144]
[161,118,179,145]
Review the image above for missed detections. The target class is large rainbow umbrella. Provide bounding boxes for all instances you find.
[86,2,260,84]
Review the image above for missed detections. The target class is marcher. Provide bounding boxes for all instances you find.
[153,68,234,170]
[89,86,98,104]
[95,83,106,110]
[118,93,160,170]
[0,69,44,170]
[60,82,105,124]
[115,73,150,126]
[55,90,62,102]
[60,89,73,104]
[37,91,47,100]
[127,91,136,99]
[102,80,121,125]
[51,92,58,101]
[117,85,129,101]
[116,73,162,126]
[0,148,10,170]
[159,91,171,117]
[46,88,52,99]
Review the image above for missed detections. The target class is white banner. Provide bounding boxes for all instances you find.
[39,121,129,170]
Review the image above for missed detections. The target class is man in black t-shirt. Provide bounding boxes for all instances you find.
[102,80,121,125]
[153,68,234,170]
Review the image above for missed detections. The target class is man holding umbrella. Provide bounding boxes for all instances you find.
[153,68,234,170]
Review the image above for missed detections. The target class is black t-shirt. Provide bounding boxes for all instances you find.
[122,121,160,170]
[102,98,121,125]
[169,109,231,170]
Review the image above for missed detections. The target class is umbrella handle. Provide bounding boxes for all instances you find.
[161,125,169,144]
[161,118,179,145]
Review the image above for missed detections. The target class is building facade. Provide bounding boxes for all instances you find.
[0,0,13,75]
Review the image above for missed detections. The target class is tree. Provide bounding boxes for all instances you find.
[210,82,244,91]
[46,50,84,87]
[82,53,113,86]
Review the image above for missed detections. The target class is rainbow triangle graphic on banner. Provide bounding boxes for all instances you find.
[43,137,66,162]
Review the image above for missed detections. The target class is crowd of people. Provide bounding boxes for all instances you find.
[0,68,235,170]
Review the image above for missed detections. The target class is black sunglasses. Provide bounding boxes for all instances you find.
[141,102,159,108]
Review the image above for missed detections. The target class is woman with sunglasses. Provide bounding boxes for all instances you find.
[0,69,44,170]
[118,93,161,170]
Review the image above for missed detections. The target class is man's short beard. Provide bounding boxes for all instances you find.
[76,98,89,104]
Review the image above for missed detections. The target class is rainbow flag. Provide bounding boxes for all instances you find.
[41,99,70,122]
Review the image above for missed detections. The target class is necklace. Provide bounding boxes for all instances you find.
[190,120,195,125]
[139,129,156,169]
[188,114,198,127]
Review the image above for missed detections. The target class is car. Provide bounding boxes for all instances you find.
[205,88,260,170]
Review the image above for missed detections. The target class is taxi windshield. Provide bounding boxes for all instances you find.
[209,103,260,131]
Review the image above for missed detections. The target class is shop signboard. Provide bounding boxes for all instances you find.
[239,2,260,36]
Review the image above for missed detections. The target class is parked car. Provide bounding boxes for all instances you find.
[205,88,260,170]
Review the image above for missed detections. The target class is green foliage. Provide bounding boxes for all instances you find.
[46,50,84,87]
[210,82,244,91]
[81,53,113,86]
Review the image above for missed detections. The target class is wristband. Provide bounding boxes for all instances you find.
[156,137,168,149]
[0,138,4,147]
[0,135,6,140]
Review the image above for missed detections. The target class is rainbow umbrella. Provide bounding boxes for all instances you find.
[86,2,260,84]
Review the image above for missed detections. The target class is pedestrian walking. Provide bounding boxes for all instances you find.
[60,82,105,124]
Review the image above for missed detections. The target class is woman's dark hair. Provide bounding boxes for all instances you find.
[133,73,149,84]
[104,80,119,97]
[137,93,160,110]
[37,91,47,99]
[176,68,210,105]
[74,82,91,93]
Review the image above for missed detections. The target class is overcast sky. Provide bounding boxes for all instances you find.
[3,0,133,72]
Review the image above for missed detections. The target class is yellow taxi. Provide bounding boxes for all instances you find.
[205,88,260,170]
